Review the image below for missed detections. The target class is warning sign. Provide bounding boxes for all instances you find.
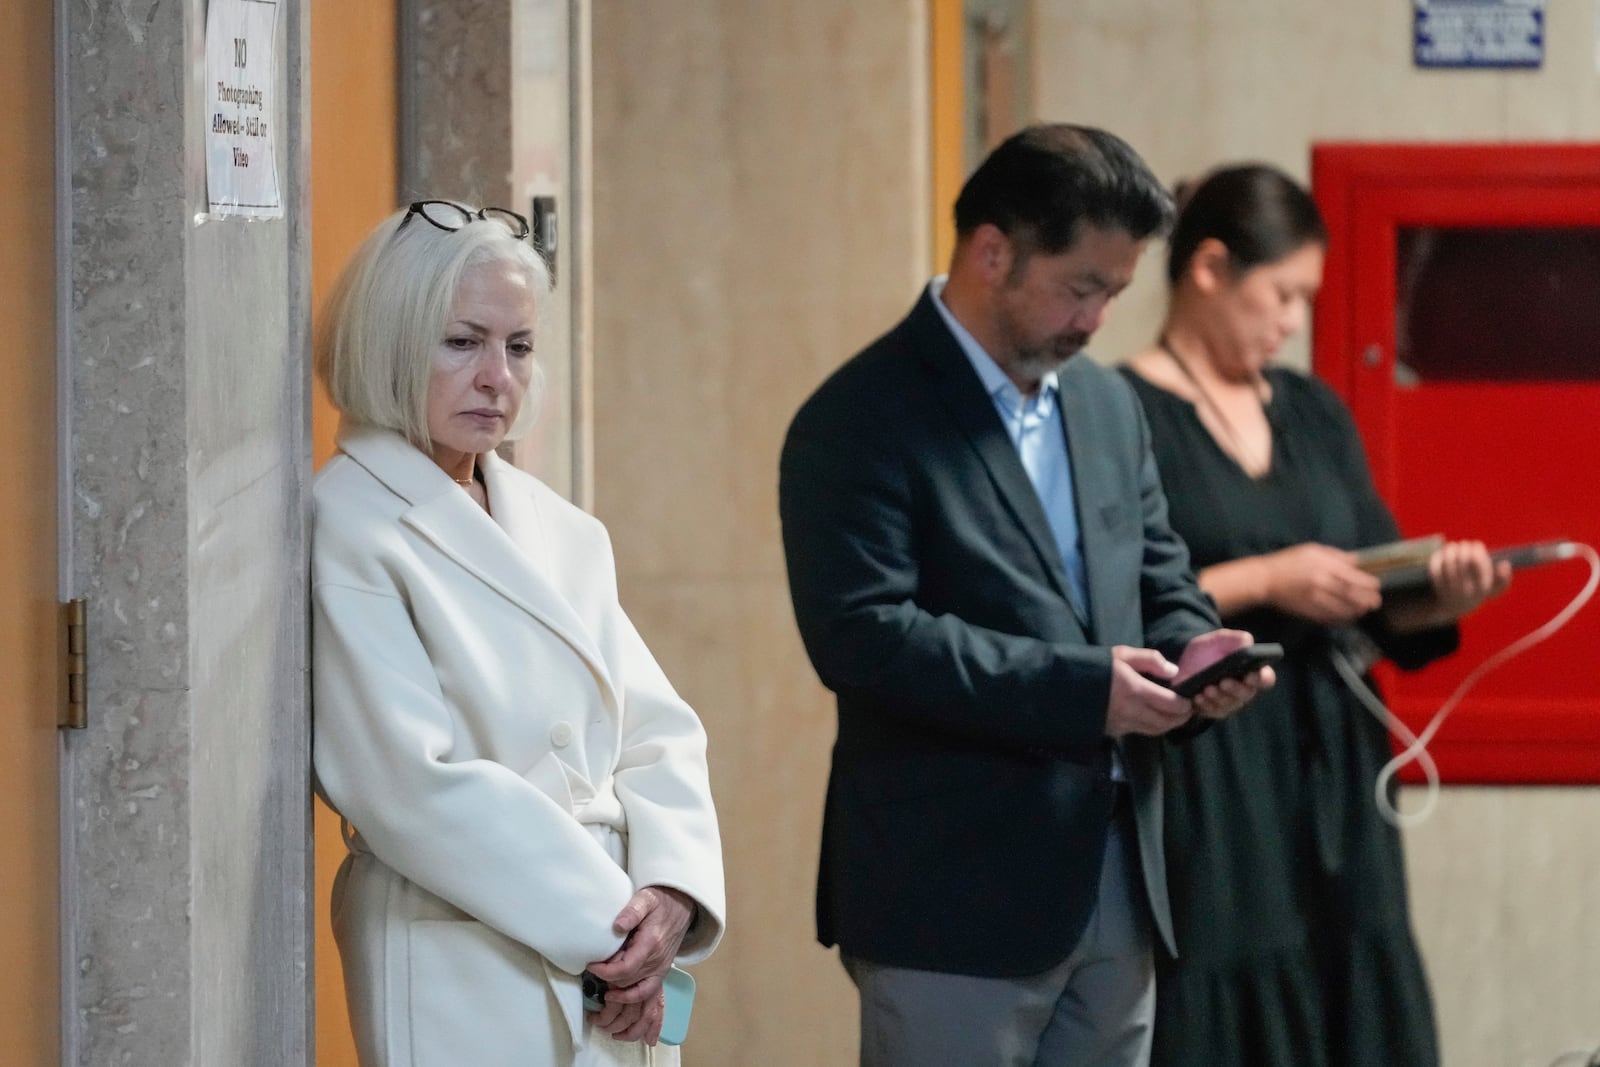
[1414,0,1545,69]
[205,0,282,218]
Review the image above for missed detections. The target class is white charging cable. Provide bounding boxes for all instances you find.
[1330,542,1600,828]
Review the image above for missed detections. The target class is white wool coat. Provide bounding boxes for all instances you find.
[313,426,725,1067]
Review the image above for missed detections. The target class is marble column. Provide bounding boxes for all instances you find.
[396,0,585,501]
[398,0,514,206]
[59,0,312,1064]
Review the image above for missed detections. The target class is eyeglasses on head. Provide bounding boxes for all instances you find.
[400,200,531,240]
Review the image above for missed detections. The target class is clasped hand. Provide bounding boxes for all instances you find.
[1263,542,1382,624]
[1105,629,1274,737]
[1384,539,1511,632]
[584,885,697,1045]
[1422,539,1511,617]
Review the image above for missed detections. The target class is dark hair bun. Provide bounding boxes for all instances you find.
[1165,163,1327,286]
[1171,177,1199,215]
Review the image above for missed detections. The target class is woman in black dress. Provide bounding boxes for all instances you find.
[1119,164,1509,1066]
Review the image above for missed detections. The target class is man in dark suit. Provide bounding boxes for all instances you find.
[778,125,1275,1066]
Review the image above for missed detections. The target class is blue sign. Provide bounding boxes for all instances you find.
[1414,0,1545,69]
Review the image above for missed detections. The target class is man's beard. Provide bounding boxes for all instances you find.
[1013,332,1090,384]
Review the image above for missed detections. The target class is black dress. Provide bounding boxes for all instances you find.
[1120,366,1456,1067]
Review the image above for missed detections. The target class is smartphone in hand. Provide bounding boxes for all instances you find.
[1170,643,1283,699]
[659,966,696,1046]
[580,967,697,1046]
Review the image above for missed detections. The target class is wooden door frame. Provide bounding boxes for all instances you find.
[930,0,963,272]
[0,0,65,1062]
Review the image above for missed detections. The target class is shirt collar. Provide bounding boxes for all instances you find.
[928,276,1058,410]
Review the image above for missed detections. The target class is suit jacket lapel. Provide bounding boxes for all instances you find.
[909,292,1088,635]
[337,426,620,708]
[1060,358,1117,643]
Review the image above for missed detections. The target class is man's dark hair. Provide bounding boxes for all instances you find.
[953,124,1175,260]
[1165,164,1327,285]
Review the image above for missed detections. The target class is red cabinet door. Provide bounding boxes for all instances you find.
[1313,143,1600,783]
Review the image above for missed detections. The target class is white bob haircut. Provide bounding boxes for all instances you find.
[315,203,552,450]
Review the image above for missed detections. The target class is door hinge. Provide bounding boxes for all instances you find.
[60,598,87,730]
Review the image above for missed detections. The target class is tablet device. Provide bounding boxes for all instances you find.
[1353,535,1444,575]
[1374,540,1577,593]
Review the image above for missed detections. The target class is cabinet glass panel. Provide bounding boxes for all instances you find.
[1395,226,1600,382]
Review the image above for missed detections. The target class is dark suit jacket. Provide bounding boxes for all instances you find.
[778,288,1220,977]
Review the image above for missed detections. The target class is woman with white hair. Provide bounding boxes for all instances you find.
[312,201,725,1066]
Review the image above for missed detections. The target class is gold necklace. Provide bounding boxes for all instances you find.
[1157,337,1272,475]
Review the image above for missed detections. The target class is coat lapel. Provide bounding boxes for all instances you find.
[337,426,620,709]
[1060,358,1117,643]
[909,292,1088,635]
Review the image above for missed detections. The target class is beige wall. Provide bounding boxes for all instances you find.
[1036,0,1600,376]
[590,2,929,1063]
[1034,2,1600,1065]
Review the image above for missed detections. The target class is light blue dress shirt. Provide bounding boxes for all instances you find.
[930,277,1091,622]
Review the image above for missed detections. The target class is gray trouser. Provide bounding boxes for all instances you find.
[844,816,1154,1067]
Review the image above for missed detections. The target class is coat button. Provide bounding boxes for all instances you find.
[549,721,575,747]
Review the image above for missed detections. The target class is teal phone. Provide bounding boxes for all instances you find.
[659,966,696,1046]
[577,965,696,1045]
